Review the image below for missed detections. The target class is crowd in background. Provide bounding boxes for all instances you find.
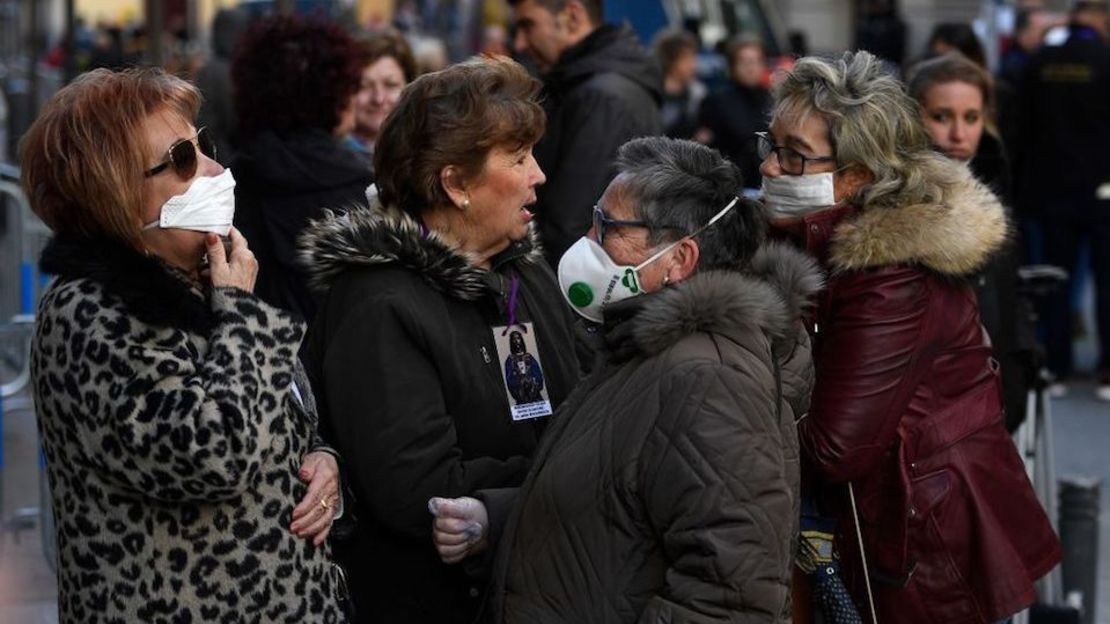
[10,0,1110,622]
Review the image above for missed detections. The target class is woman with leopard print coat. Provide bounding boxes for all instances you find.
[22,69,348,622]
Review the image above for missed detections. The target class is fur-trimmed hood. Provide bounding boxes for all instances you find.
[299,202,544,301]
[829,156,1008,276]
[616,242,824,357]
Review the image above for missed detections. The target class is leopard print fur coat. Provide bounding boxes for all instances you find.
[31,236,347,623]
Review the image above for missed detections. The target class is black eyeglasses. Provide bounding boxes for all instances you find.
[755,131,835,176]
[144,127,217,178]
[592,205,651,246]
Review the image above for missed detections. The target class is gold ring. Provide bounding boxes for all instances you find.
[318,497,331,511]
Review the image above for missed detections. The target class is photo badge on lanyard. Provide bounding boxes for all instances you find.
[493,322,553,421]
[492,273,553,421]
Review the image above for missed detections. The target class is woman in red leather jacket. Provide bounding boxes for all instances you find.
[760,51,1060,623]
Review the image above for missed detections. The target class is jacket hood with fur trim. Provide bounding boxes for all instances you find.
[299,201,544,301]
[829,156,1008,277]
[617,242,824,357]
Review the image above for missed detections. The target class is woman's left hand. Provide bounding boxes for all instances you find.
[291,451,341,547]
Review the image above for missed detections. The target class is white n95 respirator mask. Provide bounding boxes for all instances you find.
[143,169,236,236]
[557,196,738,323]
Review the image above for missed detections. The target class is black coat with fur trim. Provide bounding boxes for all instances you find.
[489,243,822,624]
[298,204,581,624]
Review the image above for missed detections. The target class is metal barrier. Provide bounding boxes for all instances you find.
[1,162,50,318]
[0,163,54,571]
[1012,264,1081,624]
[0,162,35,400]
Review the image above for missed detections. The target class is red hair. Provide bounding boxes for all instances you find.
[20,67,200,250]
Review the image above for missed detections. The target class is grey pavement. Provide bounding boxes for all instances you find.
[1050,379,1110,624]
[0,391,56,624]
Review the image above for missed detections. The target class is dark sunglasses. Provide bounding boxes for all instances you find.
[144,127,217,178]
[592,205,650,246]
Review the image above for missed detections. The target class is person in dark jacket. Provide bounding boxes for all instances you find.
[299,57,581,624]
[762,51,1061,623]
[906,53,1033,431]
[999,7,1053,88]
[194,7,248,167]
[1019,0,1110,400]
[431,136,822,623]
[509,0,662,266]
[697,35,771,192]
[854,0,907,67]
[653,28,706,140]
[231,15,372,324]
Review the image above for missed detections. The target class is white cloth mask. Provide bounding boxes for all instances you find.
[761,171,837,218]
[557,197,738,323]
[144,169,236,235]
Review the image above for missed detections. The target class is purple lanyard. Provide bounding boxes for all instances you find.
[420,218,522,328]
[506,273,520,328]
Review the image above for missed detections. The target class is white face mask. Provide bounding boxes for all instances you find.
[761,171,837,218]
[143,169,236,235]
[557,197,738,323]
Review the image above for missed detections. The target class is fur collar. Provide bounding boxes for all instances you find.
[830,156,1008,276]
[298,202,545,301]
[624,242,824,357]
[39,235,216,333]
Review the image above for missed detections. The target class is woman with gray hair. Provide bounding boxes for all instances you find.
[760,50,1060,623]
[430,136,824,622]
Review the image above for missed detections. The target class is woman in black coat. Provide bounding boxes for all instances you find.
[231,15,373,324]
[299,57,581,624]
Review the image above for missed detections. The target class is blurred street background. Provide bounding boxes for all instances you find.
[0,0,1107,623]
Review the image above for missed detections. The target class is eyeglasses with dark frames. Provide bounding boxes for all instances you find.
[144,127,217,179]
[591,205,653,246]
[755,131,835,176]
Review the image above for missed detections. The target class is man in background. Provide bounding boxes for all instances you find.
[510,0,661,266]
[1019,0,1110,400]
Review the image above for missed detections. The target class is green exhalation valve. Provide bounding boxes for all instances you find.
[568,282,594,307]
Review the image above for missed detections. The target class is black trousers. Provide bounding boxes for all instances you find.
[1040,202,1110,377]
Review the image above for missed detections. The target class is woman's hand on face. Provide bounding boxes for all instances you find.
[207,227,257,292]
[291,451,341,547]
[429,497,489,564]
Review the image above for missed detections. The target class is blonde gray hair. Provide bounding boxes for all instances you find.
[771,50,952,211]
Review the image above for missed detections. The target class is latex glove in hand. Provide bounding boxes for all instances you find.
[429,496,488,564]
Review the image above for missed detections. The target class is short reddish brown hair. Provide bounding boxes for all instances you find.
[19,67,200,251]
[374,56,545,217]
